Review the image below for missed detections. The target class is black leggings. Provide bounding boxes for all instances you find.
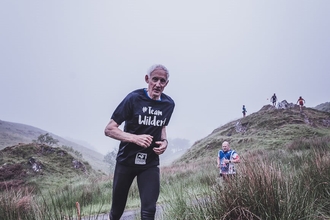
[109,163,160,220]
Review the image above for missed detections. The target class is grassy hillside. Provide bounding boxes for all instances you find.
[314,102,330,113]
[1,103,329,219]
[159,103,330,219]
[176,104,330,164]
[0,143,97,191]
[0,120,109,174]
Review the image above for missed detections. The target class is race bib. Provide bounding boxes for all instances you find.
[135,153,147,165]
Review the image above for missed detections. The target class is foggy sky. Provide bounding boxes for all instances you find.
[1,1,329,154]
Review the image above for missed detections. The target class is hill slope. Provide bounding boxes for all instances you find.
[176,103,330,164]
[314,102,330,113]
[0,143,95,191]
[0,120,109,174]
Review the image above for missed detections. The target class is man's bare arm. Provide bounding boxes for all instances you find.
[104,119,153,148]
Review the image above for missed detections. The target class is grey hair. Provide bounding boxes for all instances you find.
[147,64,170,79]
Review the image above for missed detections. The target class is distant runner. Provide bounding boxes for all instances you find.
[271,93,277,107]
[242,105,247,117]
[296,96,305,112]
[217,141,240,180]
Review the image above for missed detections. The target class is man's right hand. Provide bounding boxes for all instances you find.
[133,134,153,148]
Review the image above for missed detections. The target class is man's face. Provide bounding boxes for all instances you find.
[145,69,168,100]
[222,143,230,152]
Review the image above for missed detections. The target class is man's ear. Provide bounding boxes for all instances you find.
[145,75,149,83]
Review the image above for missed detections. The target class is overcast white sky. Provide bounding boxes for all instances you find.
[1,1,329,155]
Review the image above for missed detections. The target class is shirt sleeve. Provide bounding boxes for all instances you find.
[111,93,134,125]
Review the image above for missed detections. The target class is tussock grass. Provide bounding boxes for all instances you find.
[0,176,112,220]
[0,187,35,220]
[161,137,330,220]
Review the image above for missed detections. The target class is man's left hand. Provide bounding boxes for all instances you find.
[153,140,167,155]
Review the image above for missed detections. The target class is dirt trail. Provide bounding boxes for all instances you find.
[81,209,138,220]
[82,205,163,220]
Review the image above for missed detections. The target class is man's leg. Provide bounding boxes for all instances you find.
[137,166,160,220]
[109,163,136,220]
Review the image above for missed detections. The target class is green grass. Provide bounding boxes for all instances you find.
[0,137,329,220]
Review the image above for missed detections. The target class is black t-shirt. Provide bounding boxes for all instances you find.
[111,88,175,167]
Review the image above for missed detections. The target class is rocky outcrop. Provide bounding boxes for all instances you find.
[29,157,43,173]
[72,160,86,172]
[235,121,247,133]
[277,100,296,109]
[259,100,296,112]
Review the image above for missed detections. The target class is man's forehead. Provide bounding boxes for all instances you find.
[151,68,166,75]
[150,72,168,82]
